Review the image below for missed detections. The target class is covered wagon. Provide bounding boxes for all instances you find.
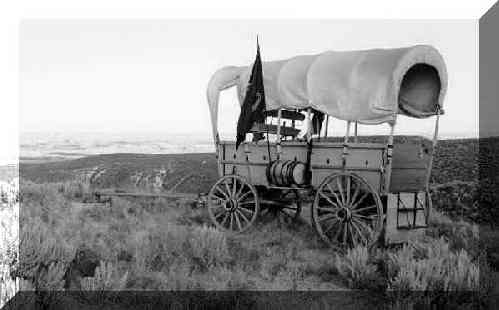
[206,44,447,247]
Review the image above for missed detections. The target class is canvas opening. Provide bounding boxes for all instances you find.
[398,63,442,117]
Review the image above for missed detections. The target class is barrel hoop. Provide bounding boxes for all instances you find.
[282,160,294,186]
[272,161,279,185]
[286,161,297,185]
[278,161,289,186]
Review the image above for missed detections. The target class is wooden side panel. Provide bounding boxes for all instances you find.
[221,142,279,186]
[310,145,384,190]
[389,139,432,192]
[311,168,382,191]
[220,141,385,190]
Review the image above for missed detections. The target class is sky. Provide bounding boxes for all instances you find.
[19,19,478,138]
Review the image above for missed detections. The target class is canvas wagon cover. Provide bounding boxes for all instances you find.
[207,45,447,136]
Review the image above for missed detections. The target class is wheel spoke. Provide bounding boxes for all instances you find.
[316,206,338,213]
[349,223,357,248]
[352,213,378,221]
[237,190,252,203]
[224,180,232,199]
[220,212,230,227]
[352,217,373,237]
[346,176,351,205]
[235,182,246,199]
[331,222,343,242]
[353,205,378,214]
[232,177,238,197]
[236,209,250,224]
[342,222,348,244]
[239,205,255,216]
[239,200,256,205]
[318,213,337,223]
[323,218,341,235]
[350,181,361,206]
[350,191,369,210]
[319,192,341,209]
[337,176,346,205]
[229,212,234,230]
[212,192,226,201]
[215,186,230,200]
[213,209,226,220]
[234,211,243,231]
[350,220,368,245]
[326,183,343,208]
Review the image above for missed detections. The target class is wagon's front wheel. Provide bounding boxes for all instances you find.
[207,175,259,233]
[311,172,383,248]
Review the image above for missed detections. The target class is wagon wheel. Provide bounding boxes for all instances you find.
[261,189,302,225]
[311,172,383,248]
[207,175,259,233]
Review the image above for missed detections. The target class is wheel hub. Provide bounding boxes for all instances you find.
[336,208,352,221]
[224,199,237,212]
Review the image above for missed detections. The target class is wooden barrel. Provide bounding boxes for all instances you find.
[267,160,307,187]
[290,162,307,186]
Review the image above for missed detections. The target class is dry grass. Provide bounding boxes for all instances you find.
[1,179,495,308]
[334,246,377,289]
[12,181,343,296]
[0,180,19,308]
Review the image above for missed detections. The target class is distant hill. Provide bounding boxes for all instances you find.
[19,136,493,192]
[20,153,218,194]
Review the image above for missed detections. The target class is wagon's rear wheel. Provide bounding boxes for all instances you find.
[311,172,383,248]
[207,175,259,233]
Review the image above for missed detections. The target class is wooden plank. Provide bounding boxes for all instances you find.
[311,165,382,172]
[219,140,386,150]
[250,123,300,137]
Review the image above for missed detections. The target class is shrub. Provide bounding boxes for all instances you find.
[427,211,482,261]
[444,250,479,291]
[387,238,480,293]
[16,218,75,282]
[36,262,67,291]
[131,227,183,273]
[186,225,231,270]
[80,261,128,291]
[334,245,378,289]
[160,263,196,290]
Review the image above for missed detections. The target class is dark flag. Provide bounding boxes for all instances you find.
[236,38,266,149]
[311,110,325,135]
